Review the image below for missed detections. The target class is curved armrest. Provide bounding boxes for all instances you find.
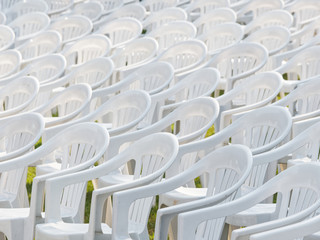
[231,204,319,240]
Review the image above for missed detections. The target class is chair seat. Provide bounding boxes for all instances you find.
[36,162,61,176]
[160,187,207,206]
[225,203,276,226]
[0,208,29,220]
[97,174,134,188]
[36,222,90,240]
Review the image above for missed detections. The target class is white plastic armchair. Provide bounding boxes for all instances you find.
[225,119,320,230]
[198,22,244,56]
[15,30,62,67]
[274,46,320,93]
[49,15,92,46]
[111,145,253,240]
[0,25,15,52]
[216,71,283,131]
[34,132,179,240]
[0,76,39,118]
[142,7,187,34]
[0,113,44,209]
[8,12,50,46]
[145,67,220,126]
[32,84,92,128]
[61,34,112,72]
[244,26,291,56]
[0,112,44,162]
[63,57,114,90]
[156,39,207,78]
[243,9,293,35]
[4,0,49,23]
[0,122,109,240]
[147,20,197,53]
[110,37,158,84]
[21,53,66,85]
[177,163,320,240]
[193,8,237,36]
[207,42,268,92]
[95,17,142,49]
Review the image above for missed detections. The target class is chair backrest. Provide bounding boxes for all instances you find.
[207,42,268,91]
[16,30,62,66]
[33,83,92,128]
[275,45,320,82]
[108,97,220,158]
[244,9,293,35]
[198,22,244,56]
[49,15,92,45]
[156,39,207,75]
[5,0,49,23]
[95,17,142,48]
[62,34,112,71]
[45,0,74,16]
[110,37,158,83]
[96,0,124,15]
[216,71,283,130]
[22,53,66,84]
[0,25,15,52]
[64,57,114,90]
[146,67,220,125]
[147,20,197,52]
[273,77,320,122]
[0,113,44,207]
[193,8,237,36]
[8,12,50,45]
[0,76,39,118]
[0,49,21,79]
[244,26,291,56]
